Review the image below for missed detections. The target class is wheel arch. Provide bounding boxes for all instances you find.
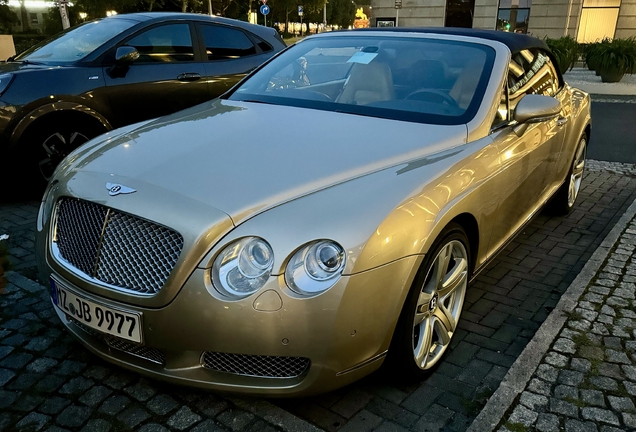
[10,102,112,149]
[449,212,479,275]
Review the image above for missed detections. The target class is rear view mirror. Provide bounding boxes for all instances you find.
[115,46,139,65]
[514,94,561,124]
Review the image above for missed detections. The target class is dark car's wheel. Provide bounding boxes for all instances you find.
[387,222,470,379]
[35,125,93,181]
[549,135,587,215]
[18,120,104,190]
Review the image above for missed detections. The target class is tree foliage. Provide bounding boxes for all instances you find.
[39,0,355,34]
[0,0,18,34]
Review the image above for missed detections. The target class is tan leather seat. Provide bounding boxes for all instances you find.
[449,56,486,109]
[337,62,395,106]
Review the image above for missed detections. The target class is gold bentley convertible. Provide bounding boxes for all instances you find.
[36,28,591,396]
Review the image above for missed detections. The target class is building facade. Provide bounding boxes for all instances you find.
[371,0,636,41]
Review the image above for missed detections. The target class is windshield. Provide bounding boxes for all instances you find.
[229,35,495,125]
[15,18,137,63]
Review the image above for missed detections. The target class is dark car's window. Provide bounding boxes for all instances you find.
[200,25,257,60]
[15,18,137,63]
[126,24,194,62]
[508,49,560,111]
[228,36,495,126]
[255,37,273,53]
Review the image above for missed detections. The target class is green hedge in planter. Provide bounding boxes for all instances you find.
[587,37,636,83]
[584,39,611,72]
[545,35,580,75]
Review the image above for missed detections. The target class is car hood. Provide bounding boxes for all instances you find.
[0,61,57,73]
[62,99,467,224]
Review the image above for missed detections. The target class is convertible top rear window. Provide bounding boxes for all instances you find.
[228,36,496,125]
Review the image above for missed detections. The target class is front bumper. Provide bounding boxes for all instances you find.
[39,254,420,396]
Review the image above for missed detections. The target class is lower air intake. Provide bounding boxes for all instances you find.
[104,337,165,365]
[69,318,165,365]
[201,351,310,378]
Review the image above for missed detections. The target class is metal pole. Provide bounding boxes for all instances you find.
[323,1,326,31]
[59,1,70,29]
[396,9,399,27]
[208,0,213,15]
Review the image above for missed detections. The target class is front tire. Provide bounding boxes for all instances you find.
[386,223,470,379]
[34,124,93,182]
[16,119,103,193]
[550,135,587,215]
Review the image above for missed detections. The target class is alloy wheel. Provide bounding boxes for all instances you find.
[39,131,90,181]
[568,138,587,208]
[412,240,468,370]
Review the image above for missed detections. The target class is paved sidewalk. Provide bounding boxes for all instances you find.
[482,202,636,431]
[564,68,636,96]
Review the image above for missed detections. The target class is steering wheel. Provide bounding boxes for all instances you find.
[405,89,458,108]
[297,89,332,102]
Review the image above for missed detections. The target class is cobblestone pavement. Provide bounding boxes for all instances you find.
[2,168,636,432]
[0,272,319,432]
[0,200,39,281]
[499,213,636,432]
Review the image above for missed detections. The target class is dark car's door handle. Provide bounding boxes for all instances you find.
[177,72,202,82]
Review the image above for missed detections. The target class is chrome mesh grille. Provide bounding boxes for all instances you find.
[69,318,165,365]
[104,337,165,365]
[55,199,108,276]
[53,198,184,295]
[201,352,310,378]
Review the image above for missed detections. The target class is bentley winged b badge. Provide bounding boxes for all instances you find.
[106,182,136,196]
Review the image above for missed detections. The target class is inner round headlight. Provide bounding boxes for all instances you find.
[212,237,274,299]
[286,240,346,296]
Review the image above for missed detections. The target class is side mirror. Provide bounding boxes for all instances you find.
[513,94,561,124]
[115,46,139,65]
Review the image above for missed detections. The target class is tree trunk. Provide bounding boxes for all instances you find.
[19,0,29,32]
[181,0,187,12]
[285,6,289,33]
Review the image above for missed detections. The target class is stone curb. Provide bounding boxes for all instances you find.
[467,196,636,432]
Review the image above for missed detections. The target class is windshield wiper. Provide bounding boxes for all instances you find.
[15,59,45,65]
[239,99,275,105]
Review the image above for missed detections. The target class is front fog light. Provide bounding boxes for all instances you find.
[286,240,345,296]
[212,237,274,299]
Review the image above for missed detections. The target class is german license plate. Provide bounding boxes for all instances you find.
[50,276,142,343]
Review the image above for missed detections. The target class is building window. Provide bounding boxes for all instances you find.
[445,0,475,28]
[497,0,531,34]
[577,0,621,43]
[30,13,39,25]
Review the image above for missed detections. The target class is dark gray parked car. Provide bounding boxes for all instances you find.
[0,12,284,186]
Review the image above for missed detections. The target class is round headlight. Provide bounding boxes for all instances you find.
[286,240,346,296]
[212,237,274,299]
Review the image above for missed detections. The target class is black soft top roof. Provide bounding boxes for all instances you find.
[348,27,549,54]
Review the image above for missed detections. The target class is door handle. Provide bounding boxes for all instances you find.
[557,117,568,127]
[177,72,202,82]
